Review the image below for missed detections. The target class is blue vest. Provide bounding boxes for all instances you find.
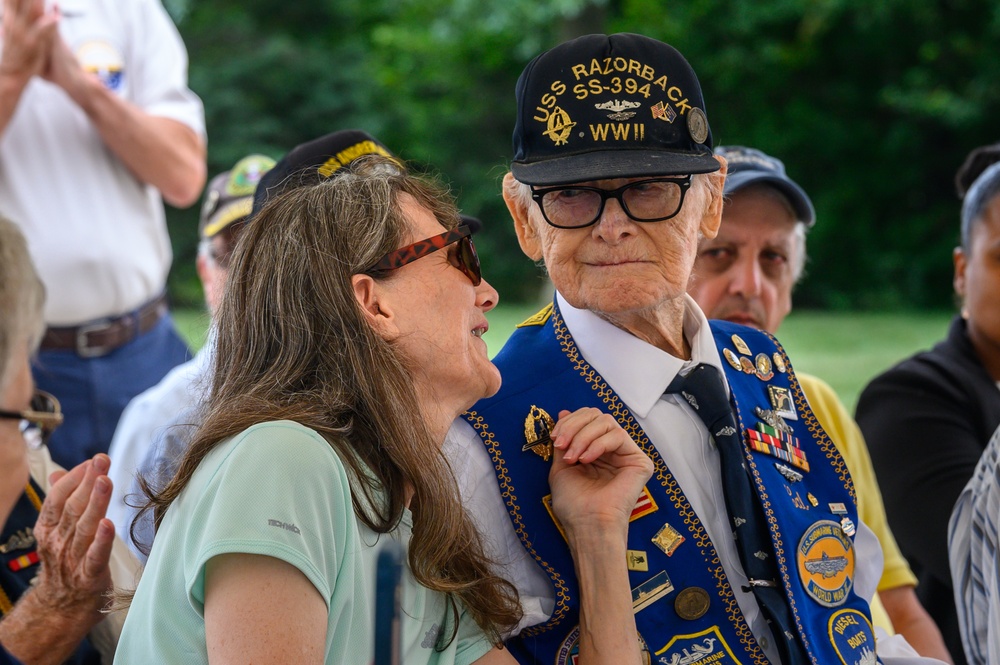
[0,475,102,665]
[466,302,879,665]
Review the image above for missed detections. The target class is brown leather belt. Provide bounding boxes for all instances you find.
[40,293,169,358]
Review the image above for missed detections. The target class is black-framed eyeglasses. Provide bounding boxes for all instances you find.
[530,176,693,229]
[366,224,482,286]
[0,390,63,445]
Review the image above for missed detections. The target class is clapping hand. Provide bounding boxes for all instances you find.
[0,0,58,85]
[32,453,116,624]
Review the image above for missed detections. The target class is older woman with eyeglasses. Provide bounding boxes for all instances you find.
[115,158,651,665]
[0,215,143,664]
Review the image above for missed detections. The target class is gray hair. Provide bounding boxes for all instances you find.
[0,216,45,390]
[961,161,1000,252]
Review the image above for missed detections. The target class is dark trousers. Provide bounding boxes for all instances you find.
[32,314,191,470]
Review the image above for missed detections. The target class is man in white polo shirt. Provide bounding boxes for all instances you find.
[0,0,207,469]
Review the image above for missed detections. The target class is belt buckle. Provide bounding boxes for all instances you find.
[75,320,116,358]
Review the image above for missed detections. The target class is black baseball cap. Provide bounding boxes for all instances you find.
[716,145,815,227]
[250,130,401,217]
[250,129,482,233]
[511,33,719,186]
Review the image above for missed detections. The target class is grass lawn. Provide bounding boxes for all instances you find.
[173,303,955,415]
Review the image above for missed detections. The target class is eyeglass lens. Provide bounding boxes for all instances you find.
[538,179,688,228]
[452,236,482,286]
[0,390,62,446]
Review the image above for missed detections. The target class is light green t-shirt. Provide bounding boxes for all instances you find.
[114,420,491,665]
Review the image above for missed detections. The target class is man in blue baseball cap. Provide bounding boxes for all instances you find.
[689,145,952,662]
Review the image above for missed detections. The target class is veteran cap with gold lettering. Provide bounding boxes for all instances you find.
[511,33,719,186]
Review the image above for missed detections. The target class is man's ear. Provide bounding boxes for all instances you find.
[699,155,728,240]
[351,273,398,339]
[503,172,543,261]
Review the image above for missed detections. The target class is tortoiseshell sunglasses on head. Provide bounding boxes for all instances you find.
[0,389,64,446]
[366,224,482,286]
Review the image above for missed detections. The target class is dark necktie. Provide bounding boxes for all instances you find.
[667,363,809,665]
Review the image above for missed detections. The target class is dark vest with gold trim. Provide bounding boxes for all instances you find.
[0,476,102,665]
[465,302,879,665]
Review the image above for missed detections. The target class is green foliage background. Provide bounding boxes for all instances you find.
[164,0,1000,310]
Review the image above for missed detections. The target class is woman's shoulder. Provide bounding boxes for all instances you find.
[201,420,352,493]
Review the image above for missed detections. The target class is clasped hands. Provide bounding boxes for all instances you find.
[1,0,88,97]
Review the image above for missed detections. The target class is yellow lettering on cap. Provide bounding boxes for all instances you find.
[652,75,668,92]
[590,124,610,141]
[640,64,655,81]
[676,98,692,114]
[541,93,558,109]
[627,59,642,77]
[588,79,603,95]
[589,123,644,141]
[571,64,588,80]
[613,57,628,72]
[533,106,552,122]
[551,80,566,96]
[667,86,684,101]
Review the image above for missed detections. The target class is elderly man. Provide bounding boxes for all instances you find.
[0,216,142,665]
[688,145,952,662]
[449,33,941,665]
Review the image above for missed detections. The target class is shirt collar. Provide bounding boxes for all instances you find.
[556,292,727,418]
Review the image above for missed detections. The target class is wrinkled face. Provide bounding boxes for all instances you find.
[955,195,1000,358]
[507,169,723,318]
[689,186,800,334]
[374,194,501,413]
[0,342,33,524]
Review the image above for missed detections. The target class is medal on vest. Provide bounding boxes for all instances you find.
[522,405,555,461]
[798,520,855,607]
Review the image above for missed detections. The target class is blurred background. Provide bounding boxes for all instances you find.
[163,0,1000,408]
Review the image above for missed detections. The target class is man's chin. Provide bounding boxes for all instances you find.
[715,313,764,331]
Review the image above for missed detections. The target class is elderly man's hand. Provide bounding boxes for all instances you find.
[32,453,115,621]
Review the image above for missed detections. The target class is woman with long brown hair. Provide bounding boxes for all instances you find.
[114,158,651,664]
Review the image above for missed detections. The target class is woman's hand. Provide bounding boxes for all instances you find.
[546,408,650,665]
[548,408,653,540]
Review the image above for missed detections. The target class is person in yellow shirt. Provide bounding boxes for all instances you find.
[687,145,953,663]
